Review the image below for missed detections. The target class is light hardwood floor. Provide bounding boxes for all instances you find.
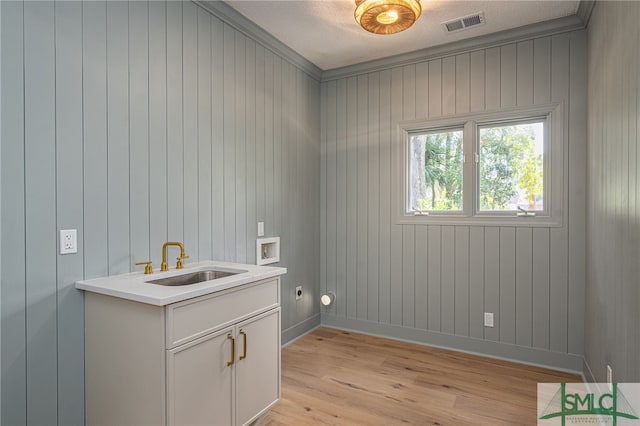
[257,327,581,426]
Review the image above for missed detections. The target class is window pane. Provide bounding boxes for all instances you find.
[409,129,464,212]
[478,121,544,211]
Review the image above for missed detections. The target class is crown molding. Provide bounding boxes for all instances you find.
[576,0,595,27]
[194,1,323,81]
[322,14,585,81]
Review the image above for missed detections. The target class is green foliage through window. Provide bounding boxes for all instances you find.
[409,129,463,211]
[478,121,544,211]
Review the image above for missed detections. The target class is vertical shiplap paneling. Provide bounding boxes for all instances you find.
[129,1,150,264]
[197,7,212,261]
[281,61,292,327]
[627,3,639,378]
[210,16,224,260]
[367,72,380,322]
[549,33,570,353]
[499,227,516,344]
[377,70,391,323]
[55,2,84,423]
[500,44,517,108]
[402,65,415,328]
[454,226,469,337]
[442,57,455,116]
[532,228,550,349]
[617,9,629,368]
[567,30,587,356]
[389,68,403,325]
[107,1,131,274]
[235,33,247,263]
[273,61,283,325]
[245,39,257,265]
[468,227,485,339]
[530,36,552,351]
[586,0,640,381]
[149,1,168,265]
[485,47,501,110]
[516,40,534,106]
[24,1,57,420]
[484,227,500,341]
[319,81,328,315]
[414,64,428,329]
[440,226,455,334]
[515,227,533,347]
[402,225,415,327]
[264,50,274,241]
[254,43,265,245]
[0,1,26,423]
[166,1,184,244]
[428,60,442,117]
[3,2,322,422]
[415,224,428,330]
[320,76,327,309]
[455,54,470,114]
[326,81,337,314]
[346,76,358,318]
[469,51,485,112]
[83,1,108,278]
[336,78,348,318]
[272,56,282,262]
[222,23,236,261]
[427,225,441,332]
[356,74,369,320]
[415,61,428,118]
[277,58,288,324]
[321,30,585,370]
[284,63,294,325]
[300,71,311,319]
[533,37,552,105]
[182,3,199,261]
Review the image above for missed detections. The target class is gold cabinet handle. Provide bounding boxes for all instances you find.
[227,334,235,366]
[239,329,247,360]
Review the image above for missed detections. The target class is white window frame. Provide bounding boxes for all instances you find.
[394,102,565,227]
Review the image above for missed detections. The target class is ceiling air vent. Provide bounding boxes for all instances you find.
[442,12,485,34]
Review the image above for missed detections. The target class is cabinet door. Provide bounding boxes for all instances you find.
[235,309,281,426]
[167,327,235,426]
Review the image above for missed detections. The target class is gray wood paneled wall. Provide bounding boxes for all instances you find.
[320,30,587,370]
[0,1,320,424]
[586,1,640,382]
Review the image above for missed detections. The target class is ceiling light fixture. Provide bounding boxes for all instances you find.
[354,0,422,35]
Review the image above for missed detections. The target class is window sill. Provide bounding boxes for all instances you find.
[396,214,562,227]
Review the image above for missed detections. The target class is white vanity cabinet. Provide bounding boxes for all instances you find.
[167,309,280,426]
[84,276,281,426]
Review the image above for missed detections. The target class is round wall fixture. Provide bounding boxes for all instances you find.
[320,292,336,307]
[354,0,422,35]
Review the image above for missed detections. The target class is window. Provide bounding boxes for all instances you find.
[408,128,464,212]
[397,103,563,226]
[477,119,545,212]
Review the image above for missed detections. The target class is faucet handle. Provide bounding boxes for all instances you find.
[135,261,153,275]
[176,255,189,270]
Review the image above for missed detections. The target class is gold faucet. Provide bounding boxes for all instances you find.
[161,242,189,272]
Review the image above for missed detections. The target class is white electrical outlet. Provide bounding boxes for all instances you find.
[607,365,613,392]
[484,312,494,327]
[258,222,265,237]
[60,229,78,254]
[295,286,302,300]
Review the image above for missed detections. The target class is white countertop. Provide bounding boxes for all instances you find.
[76,261,287,306]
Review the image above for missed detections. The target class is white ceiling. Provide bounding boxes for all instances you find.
[226,0,580,70]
